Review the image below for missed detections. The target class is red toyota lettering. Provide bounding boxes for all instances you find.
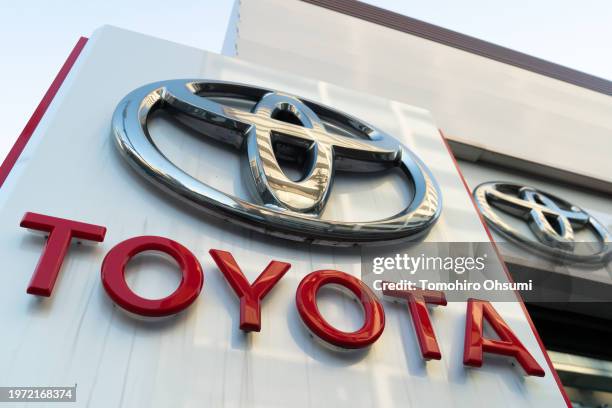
[463,299,545,376]
[210,249,290,332]
[21,212,106,296]
[18,212,548,378]
[101,236,204,317]
[296,270,385,349]
[383,285,447,360]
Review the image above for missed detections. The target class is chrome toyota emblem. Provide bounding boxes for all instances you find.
[474,182,612,264]
[112,80,441,245]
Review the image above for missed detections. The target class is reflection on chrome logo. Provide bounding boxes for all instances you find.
[473,182,612,264]
[112,79,441,245]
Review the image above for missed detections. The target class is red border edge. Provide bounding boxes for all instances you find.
[439,129,572,407]
[0,37,89,189]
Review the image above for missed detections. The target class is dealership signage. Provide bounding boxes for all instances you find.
[20,210,544,376]
[0,27,568,407]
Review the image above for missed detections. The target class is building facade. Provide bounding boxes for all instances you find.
[225,1,612,406]
[1,2,610,406]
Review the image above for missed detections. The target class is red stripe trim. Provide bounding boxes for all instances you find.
[0,37,88,188]
[439,129,572,407]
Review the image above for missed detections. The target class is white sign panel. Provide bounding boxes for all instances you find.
[0,26,567,407]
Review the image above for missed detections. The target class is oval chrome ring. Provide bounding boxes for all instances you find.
[112,79,442,246]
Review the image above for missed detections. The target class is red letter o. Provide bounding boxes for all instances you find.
[101,236,204,317]
[296,270,385,349]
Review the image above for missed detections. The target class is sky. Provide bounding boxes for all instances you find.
[0,0,610,163]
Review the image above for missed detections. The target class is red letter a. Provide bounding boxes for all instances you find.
[464,299,545,376]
